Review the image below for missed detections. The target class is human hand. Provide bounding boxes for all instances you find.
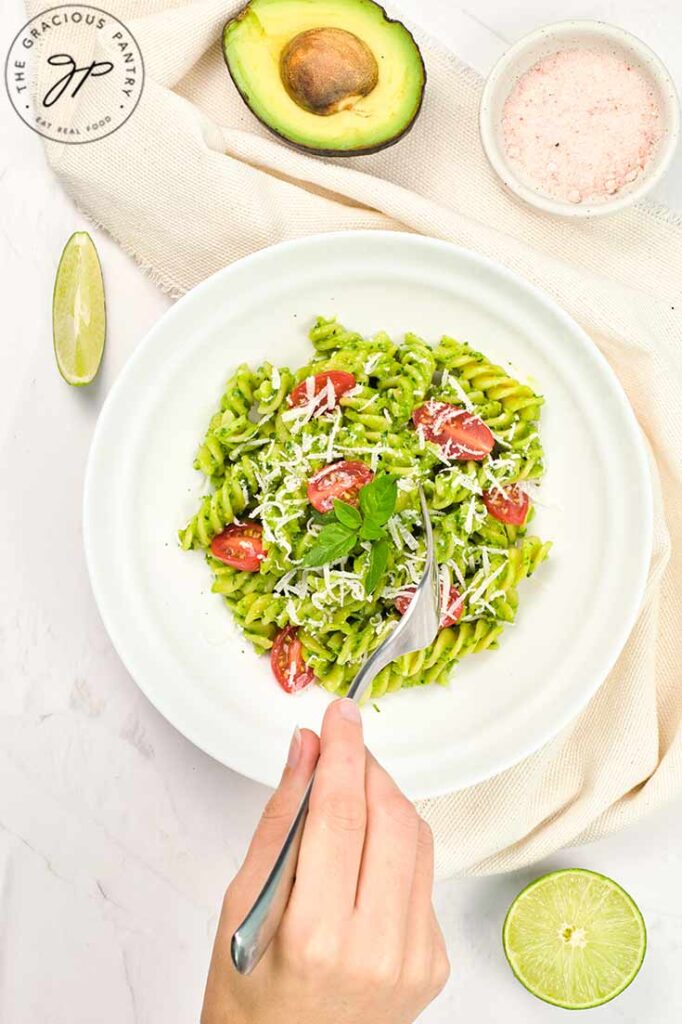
[202,698,449,1024]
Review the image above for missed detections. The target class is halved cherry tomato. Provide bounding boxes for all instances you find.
[395,583,464,629]
[289,371,356,410]
[412,401,494,461]
[483,485,530,526]
[307,460,374,513]
[210,522,265,571]
[271,626,316,693]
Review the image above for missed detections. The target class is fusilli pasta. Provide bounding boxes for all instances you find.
[180,317,551,699]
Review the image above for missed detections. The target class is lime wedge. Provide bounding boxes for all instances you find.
[503,868,646,1010]
[53,232,106,386]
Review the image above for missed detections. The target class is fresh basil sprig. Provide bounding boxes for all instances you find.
[301,522,357,566]
[332,499,362,530]
[302,474,398,594]
[365,537,390,594]
[360,473,397,527]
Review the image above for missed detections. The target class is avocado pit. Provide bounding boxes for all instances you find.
[280,27,379,116]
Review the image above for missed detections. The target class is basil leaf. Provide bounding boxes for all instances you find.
[333,499,362,530]
[302,523,357,567]
[310,509,336,526]
[365,538,389,594]
[359,520,387,541]
[359,474,398,528]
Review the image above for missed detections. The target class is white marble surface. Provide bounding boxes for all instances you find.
[2,1,682,1021]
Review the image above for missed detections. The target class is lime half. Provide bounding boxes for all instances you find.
[503,868,646,1010]
[53,232,106,385]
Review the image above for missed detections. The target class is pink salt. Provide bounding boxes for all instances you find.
[502,48,662,205]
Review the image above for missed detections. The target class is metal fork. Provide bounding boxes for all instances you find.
[231,485,441,975]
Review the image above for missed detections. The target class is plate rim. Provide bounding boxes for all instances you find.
[83,230,653,797]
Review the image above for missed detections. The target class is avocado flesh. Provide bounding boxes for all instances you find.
[223,0,426,155]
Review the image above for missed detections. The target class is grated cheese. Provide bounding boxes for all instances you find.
[388,517,403,550]
[285,598,301,624]
[397,518,419,551]
[326,408,342,462]
[466,561,507,606]
[464,495,477,534]
[446,375,475,411]
[446,559,466,589]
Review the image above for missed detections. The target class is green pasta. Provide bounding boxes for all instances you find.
[180,317,551,700]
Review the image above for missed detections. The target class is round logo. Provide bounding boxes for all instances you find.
[4,4,144,144]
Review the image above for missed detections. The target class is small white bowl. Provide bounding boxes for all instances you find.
[480,20,680,217]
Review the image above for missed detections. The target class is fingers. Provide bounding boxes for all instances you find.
[406,818,435,943]
[405,823,451,1000]
[354,750,420,959]
[226,726,320,924]
[357,768,450,1002]
[429,912,451,997]
[401,820,441,992]
[291,698,367,921]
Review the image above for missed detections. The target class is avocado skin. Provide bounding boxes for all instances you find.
[222,0,426,158]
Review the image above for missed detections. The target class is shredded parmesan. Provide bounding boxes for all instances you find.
[447,559,466,589]
[388,517,403,550]
[464,496,477,534]
[326,408,342,462]
[447,376,474,411]
[466,561,507,606]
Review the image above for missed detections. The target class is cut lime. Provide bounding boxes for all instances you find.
[53,232,106,386]
[503,868,646,1010]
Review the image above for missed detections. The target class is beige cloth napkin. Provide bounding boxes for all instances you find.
[33,0,682,876]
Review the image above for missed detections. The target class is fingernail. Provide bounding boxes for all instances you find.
[337,698,361,724]
[286,726,301,769]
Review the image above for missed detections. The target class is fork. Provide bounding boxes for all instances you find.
[231,485,441,975]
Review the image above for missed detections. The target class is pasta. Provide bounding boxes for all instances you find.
[180,317,551,700]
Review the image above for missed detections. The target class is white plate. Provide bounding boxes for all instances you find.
[84,232,652,799]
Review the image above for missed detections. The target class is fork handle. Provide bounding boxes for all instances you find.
[231,773,314,974]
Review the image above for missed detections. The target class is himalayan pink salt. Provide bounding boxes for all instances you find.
[502,48,662,205]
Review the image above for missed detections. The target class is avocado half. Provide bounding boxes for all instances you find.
[223,0,426,156]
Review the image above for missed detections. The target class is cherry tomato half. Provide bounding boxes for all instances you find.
[482,485,530,526]
[307,460,374,514]
[271,626,316,693]
[395,583,464,629]
[412,401,494,461]
[289,371,356,411]
[210,522,265,571]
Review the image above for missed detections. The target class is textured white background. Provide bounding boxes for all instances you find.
[2,1,682,1021]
